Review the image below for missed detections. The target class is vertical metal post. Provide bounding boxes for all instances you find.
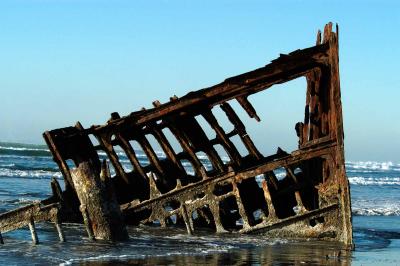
[54,221,66,242]
[28,219,39,245]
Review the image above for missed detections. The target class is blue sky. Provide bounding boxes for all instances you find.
[0,0,399,161]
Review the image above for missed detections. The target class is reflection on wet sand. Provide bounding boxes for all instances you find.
[80,240,352,266]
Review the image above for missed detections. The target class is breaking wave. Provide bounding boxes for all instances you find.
[352,207,400,216]
[0,163,59,172]
[346,161,399,171]
[348,176,400,186]
[0,167,62,179]
[0,143,51,157]
[0,198,39,205]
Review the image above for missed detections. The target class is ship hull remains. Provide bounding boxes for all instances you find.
[1,23,353,248]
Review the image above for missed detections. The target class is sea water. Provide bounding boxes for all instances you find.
[0,142,399,265]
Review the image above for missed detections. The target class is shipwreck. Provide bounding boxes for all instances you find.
[0,23,353,249]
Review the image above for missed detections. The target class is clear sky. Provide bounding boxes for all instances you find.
[0,0,399,161]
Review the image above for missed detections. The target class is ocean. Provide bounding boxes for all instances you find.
[0,142,399,265]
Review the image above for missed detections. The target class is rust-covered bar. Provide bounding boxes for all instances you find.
[1,23,353,248]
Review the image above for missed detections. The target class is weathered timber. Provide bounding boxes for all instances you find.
[70,160,129,241]
[0,22,353,249]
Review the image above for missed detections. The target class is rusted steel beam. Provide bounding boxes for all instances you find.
[0,202,63,244]
[220,102,263,160]
[236,96,261,122]
[92,44,330,130]
[202,110,242,167]
[0,203,60,233]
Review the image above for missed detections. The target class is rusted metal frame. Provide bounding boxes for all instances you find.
[200,103,266,226]
[43,131,74,191]
[28,219,39,244]
[256,152,291,191]
[162,120,208,178]
[300,135,332,150]
[134,132,166,180]
[0,23,351,247]
[261,180,277,220]
[110,118,166,181]
[147,122,186,174]
[315,68,330,137]
[262,171,279,191]
[132,145,334,231]
[319,66,331,137]
[219,100,278,215]
[95,131,131,184]
[40,178,64,206]
[326,23,353,247]
[201,110,243,168]
[115,133,147,179]
[309,67,329,142]
[0,203,60,233]
[123,150,336,235]
[286,150,326,208]
[303,66,326,145]
[139,181,235,233]
[91,44,330,133]
[122,142,335,213]
[241,203,339,234]
[235,142,335,180]
[44,47,329,144]
[149,102,186,174]
[272,177,316,199]
[181,204,194,234]
[235,96,260,122]
[172,114,225,173]
[285,167,307,213]
[232,181,252,229]
[100,112,147,180]
[292,157,319,186]
[307,73,319,141]
[73,122,103,175]
[76,54,328,185]
[302,78,312,144]
[285,167,299,184]
[54,215,66,242]
[303,30,324,143]
[220,102,263,160]
[182,185,235,233]
[224,129,238,139]
[147,172,163,200]
[44,123,101,193]
[314,29,331,139]
[149,105,211,176]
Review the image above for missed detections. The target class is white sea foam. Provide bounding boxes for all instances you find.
[98,150,151,159]
[0,154,48,159]
[60,254,135,266]
[0,198,35,204]
[352,207,400,216]
[348,176,400,186]
[0,167,62,179]
[346,161,396,171]
[0,145,48,152]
